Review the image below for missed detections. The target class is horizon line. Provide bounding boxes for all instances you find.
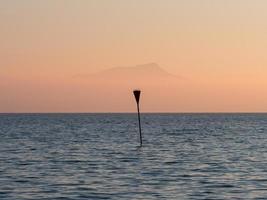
[1,112,267,114]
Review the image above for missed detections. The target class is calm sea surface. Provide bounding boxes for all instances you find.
[1,113,267,199]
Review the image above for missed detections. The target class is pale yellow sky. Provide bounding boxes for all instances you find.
[1,0,267,112]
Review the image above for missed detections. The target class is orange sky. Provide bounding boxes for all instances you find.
[1,0,267,112]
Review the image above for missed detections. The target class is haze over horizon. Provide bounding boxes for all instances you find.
[1,0,267,113]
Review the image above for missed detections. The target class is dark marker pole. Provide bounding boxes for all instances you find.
[133,90,142,146]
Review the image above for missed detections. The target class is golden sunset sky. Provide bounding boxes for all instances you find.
[1,0,267,112]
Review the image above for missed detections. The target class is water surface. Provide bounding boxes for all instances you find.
[1,113,267,199]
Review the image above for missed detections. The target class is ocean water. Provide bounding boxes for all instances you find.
[1,113,267,200]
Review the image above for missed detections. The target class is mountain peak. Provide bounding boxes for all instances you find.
[74,63,179,82]
[99,63,174,78]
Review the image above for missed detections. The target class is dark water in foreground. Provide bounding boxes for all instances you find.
[1,114,267,200]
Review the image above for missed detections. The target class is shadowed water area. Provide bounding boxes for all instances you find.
[1,113,267,199]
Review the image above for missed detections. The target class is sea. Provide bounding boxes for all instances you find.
[1,113,267,200]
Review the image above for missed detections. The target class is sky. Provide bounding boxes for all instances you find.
[1,0,267,112]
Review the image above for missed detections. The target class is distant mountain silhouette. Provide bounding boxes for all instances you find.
[83,63,178,80]
[68,63,184,112]
[97,63,174,78]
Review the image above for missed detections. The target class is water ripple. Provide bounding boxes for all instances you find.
[1,113,267,199]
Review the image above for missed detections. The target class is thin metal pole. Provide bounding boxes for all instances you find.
[133,90,142,146]
[137,103,142,146]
